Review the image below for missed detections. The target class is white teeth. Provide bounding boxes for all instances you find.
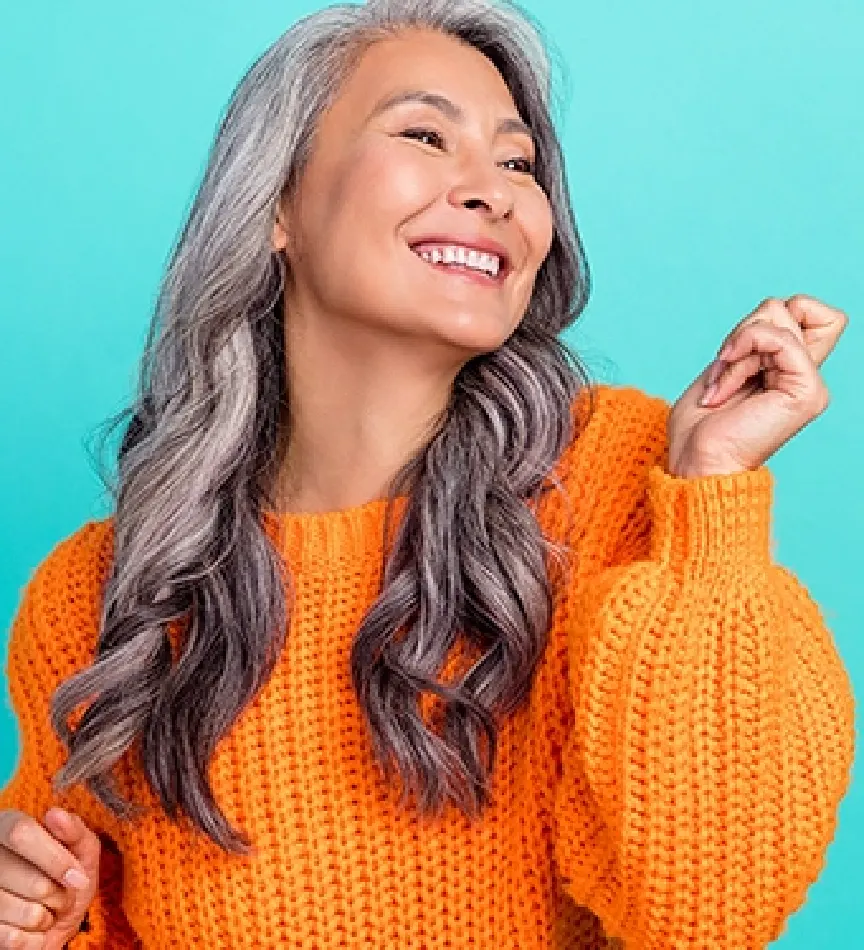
[414,244,501,277]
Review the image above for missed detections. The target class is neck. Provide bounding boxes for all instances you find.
[266,364,457,516]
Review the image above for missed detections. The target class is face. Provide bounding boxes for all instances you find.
[272,28,554,359]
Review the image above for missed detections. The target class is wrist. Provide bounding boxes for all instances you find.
[667,462,752,479]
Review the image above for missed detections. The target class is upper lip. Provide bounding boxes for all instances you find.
[407,234,512,275]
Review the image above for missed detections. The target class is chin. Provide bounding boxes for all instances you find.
[427,321,515,356]
[363,300,519,356]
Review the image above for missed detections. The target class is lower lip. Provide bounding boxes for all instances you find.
[410,250,506,287]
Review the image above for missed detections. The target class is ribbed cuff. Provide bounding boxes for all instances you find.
[646,463,774,575]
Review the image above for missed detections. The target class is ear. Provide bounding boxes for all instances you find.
[272,182,299,254]
[271,205,290,254]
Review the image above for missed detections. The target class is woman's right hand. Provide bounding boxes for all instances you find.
[0,807,100,949]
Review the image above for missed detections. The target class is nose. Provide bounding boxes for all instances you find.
[447,159,515,220]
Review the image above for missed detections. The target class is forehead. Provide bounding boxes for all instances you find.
[335,28,519,118]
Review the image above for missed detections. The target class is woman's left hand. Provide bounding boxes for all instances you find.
[667,295,849,478]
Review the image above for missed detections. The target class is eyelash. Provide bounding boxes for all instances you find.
[400,126,537,176]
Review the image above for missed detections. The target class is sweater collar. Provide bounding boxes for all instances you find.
[260,495,410,572]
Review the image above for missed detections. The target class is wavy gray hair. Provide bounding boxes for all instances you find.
[50,0,595,855]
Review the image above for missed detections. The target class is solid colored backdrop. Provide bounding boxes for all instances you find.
[1,1,861,945]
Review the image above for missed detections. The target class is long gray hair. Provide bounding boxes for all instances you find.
[50,0,595,855]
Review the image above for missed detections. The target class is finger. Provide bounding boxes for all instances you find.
[43,810,101,882]
[0,921,43,948]
[785,294,849,366]
[0,845,74,916]
[717,323,822,401]
[0,812,91,894]
[0,886,56,932]
[719,298,805,356]
[702,353,765,406]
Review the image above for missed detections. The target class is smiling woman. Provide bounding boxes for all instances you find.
[0,0,855,949]
[267,25,561,397]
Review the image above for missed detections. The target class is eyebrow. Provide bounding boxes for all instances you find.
[368,88,536,145]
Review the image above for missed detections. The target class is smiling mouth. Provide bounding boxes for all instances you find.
[408,246,509,286]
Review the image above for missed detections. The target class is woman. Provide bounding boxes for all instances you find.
[0,0,854,947]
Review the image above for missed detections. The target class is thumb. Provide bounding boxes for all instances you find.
[41,808,102,947]
[44,808,102,882]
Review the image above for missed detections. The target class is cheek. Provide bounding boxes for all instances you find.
[334,140,437,231]
[298,145,423,310]
[523,190,555,267]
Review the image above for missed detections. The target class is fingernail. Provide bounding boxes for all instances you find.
[63,867,90,890]
[48,807,71,827]
[700,382,718,407]
[707,358,725,387]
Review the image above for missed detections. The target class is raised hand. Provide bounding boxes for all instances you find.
[667,295,849,478]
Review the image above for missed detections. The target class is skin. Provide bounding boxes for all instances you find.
[0,807,100,948]
[268,27,553,513]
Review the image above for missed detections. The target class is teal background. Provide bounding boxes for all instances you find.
[1,1,861,944]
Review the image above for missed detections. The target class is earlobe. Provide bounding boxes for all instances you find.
[271,216,289,253]
[271,192,293,253]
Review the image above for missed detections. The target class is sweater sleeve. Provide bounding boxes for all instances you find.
[552,402,857,949]
[0,538,141,948]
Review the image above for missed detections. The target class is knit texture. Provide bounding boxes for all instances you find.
[0,383,855,949]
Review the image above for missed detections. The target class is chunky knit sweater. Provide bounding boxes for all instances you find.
[0,383,855,950]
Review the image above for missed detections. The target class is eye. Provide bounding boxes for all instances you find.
[502,157,536,176]
[400,126,446,149]
[400,127,537,176]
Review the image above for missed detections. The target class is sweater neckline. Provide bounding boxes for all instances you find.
[260,495,410,569]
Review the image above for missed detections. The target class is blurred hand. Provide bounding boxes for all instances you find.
[0,807,100,949]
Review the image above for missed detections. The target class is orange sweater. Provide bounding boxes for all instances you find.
[0,384,856,949]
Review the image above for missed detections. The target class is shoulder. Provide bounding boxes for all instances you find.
[24,517,115,605]
[539,383,673,556]
[575,380,670,435]
[562,381,672,480]
[7,518,115,677]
